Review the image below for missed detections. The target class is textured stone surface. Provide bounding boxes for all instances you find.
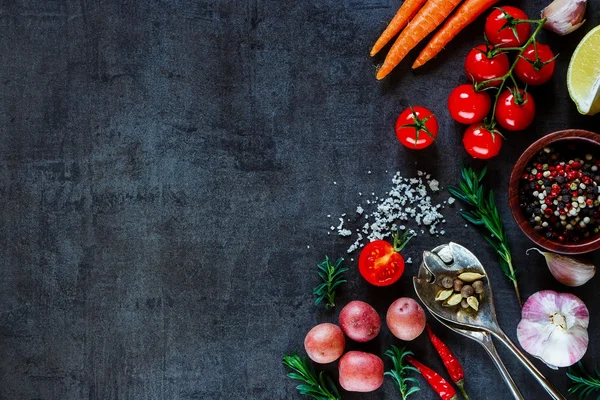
[0,1,599,399]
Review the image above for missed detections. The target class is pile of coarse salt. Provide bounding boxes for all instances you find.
[329,171,454,255]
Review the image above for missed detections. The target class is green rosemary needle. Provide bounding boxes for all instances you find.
[448,166,522,307]
[313,257,347,309]
[385,346,421,400]
[567,362,600,400]
[283,354,341,400]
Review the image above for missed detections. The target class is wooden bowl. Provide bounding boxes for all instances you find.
[509,129,600,254]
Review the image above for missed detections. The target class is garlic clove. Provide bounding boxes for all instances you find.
[542,0,587,36]
[527,248,596,287]
[517,290,589,369]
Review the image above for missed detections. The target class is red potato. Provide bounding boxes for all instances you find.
[339,300,380,343]
[386,297,426,341]
[338,351,384,392]
[303,323,345,364]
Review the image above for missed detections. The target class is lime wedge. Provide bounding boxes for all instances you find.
[567,24,600,116]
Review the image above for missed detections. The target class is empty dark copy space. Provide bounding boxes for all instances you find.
[1,1,599,399]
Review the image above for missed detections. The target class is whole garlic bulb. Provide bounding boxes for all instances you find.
[517,290,589,369]
[542,0,587,36]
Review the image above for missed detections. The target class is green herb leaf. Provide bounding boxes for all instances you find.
[450,166,522,307]
[283,354,341,400]
[568,362,600,400]
[385,346,421,400]
[313,257,347,309]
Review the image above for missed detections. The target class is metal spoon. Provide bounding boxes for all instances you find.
[430,313,524,400]
[413,242,566,400]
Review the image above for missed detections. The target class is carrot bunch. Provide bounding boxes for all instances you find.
[372,0,500,79]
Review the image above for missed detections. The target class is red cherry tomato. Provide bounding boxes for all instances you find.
[485,6,530,47]
[514,43,556,86]
[395,106,438,150]
[463,124,503,159]
[464,45,510,87]
[359,240,405,286]
[495,89,536,131]
[448,84,492,124]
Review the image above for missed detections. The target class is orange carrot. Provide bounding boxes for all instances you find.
[376,0,463,80]
[413,0,500,68]
[370,0,428,57]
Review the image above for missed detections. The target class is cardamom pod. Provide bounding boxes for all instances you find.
[435,289,454,301]
[458,272,486,282]
[445,293,463,306]
[467,296,479,311]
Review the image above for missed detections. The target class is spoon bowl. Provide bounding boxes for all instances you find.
[415,242,499,331]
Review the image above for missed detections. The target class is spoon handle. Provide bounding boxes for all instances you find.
[478,335,525,400]
[492,330,566,400]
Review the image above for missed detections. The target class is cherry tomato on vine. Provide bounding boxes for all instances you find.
[485,6,530,47]
[464,45,510,87]
[395,106,438,150]
[463,124,503,159]
[448,84,492,124]
[495,89,536,131]
[358,231,412,286]
[514,43,557,85]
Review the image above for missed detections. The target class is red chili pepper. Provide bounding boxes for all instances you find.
[427,325,470,400]
[405,355,458,400]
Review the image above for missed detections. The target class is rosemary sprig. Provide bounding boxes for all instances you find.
[385,346,421,400]
[313,257,347,309]
[283,354,341,400]
[567,362,600,399]
[448,166,522,307]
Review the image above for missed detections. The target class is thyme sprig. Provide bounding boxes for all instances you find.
[448,166,522,307]
[313,256,347,309]
[385,346,421,400]
[567,362,600,399]
[283,354,341,400]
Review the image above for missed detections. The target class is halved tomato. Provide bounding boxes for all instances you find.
[358,231,412,286]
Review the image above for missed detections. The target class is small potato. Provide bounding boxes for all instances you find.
[339,300,381,343]
[386,297,426,341]
[303,323,345,364]
[338,351,384,392]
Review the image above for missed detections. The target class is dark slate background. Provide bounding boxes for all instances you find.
[1,0,599,399]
